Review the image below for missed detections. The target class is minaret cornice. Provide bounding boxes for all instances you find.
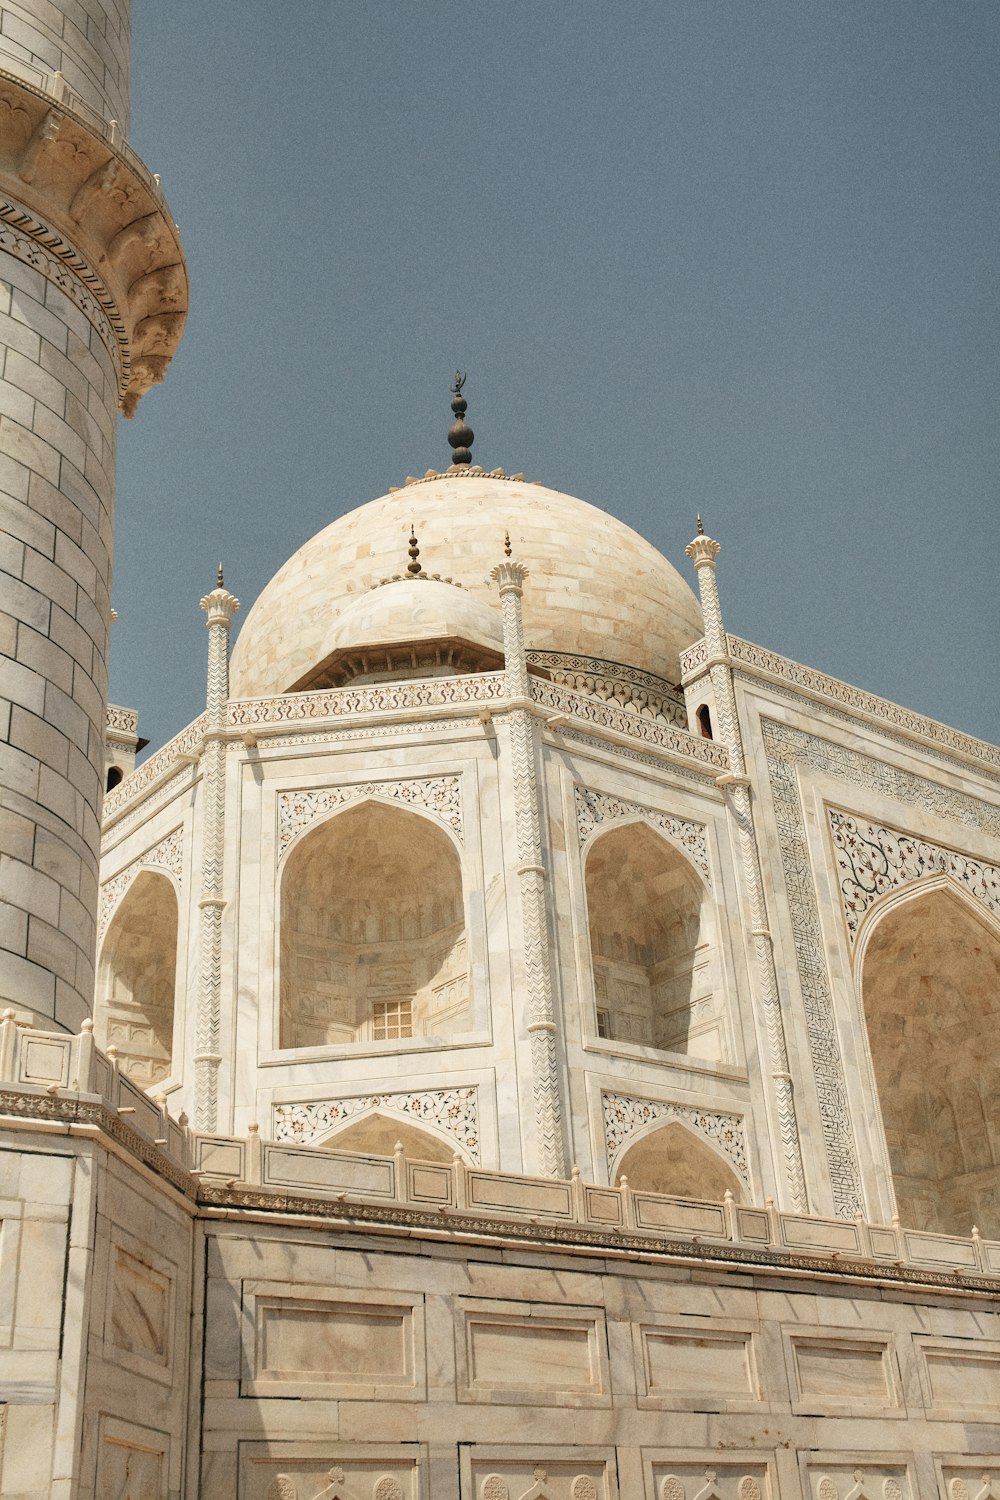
[0,62,187,415]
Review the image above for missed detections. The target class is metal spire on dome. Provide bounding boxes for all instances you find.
[407,526,422,575]
[217,561,224,587]
[447,372,474,466]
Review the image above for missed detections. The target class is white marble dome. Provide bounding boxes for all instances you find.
[328,576,504,656]
[229,473,702,697]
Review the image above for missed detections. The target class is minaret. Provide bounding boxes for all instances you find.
[0,5,186,1030]
[686,520,808,1212]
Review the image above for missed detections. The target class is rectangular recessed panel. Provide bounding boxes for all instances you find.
[923,1349,1000,1410]
[793,1339,890,1400]
[468,1317,596,1391]
[644,1329,753,1397]
[110,1248,170,1362]
[258,1300,410,1383]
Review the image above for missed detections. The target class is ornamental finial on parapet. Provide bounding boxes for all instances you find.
[407,525,422,576]
[200,565,240,627]
[685,516,721,569]
[490,531,528,594]
[447,371,474,467]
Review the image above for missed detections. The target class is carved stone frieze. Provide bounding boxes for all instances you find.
[828,808,1000,947]
[229,672,507,727]
[729,635,1000,775]
[574,785,711,881]
[531,676,730,769]
[98,827,183,940]
[277,776,463,855]
[527,648,687,727]
[0,66,187,412]
[602,1090,749,1185]
[272,1087,480,1161]
[101,713,206,823]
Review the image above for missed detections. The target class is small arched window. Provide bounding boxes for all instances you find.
[106,765,124,791]
[696,704,713,740]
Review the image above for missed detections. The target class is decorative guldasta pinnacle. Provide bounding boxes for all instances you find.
[407,526,421,575]
[447,371,474,466]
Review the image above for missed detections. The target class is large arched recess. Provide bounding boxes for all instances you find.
[616,1120,743,1202]
[860,881,1000,1238]
[584,820,725,1059]
[97,869,179,1089]
[279,800,470,1049]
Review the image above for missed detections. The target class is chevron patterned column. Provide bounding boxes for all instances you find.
[195,568,239,1130]
[686,527,808,1213]
[491,553,566,1178]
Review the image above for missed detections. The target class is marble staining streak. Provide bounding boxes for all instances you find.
[492,558,566,1178]
[195,580,239,1130]
[686,532,808,1213]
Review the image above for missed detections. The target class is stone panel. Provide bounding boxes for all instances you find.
[457,1300,609,1407]
[633,1318,759,1410]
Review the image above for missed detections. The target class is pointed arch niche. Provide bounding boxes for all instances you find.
[616,1119,743,1201]
[860,881,1000,1238]
[584,820,726,1059]
[279,800,470,1049]
[97,869,178,1088]
[319,1112,455,1163]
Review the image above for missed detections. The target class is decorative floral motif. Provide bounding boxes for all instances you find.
[571,1480,598,1500]
[273,1087,480,1161]
[481,1479,510,1500]
[266,1479,297,1500]
[574,786,710,881]
[817,1481,839,1500]
[531,676,729,768]
[229,673,506,729]
[661,1481,686,1500]
[882,1483,903,1500]
[105,704,139,736]
[278,776,462,854]
[98,827,183,939]
[373,1479,403,1500]
[602,1091,748,1184]
[738,1481,762,1500]
[829,808,1000,946]
[728,635,1000,773]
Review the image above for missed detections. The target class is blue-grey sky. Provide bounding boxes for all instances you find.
[114,2,999,754]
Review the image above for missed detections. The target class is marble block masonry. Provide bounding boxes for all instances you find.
[1,4,999,1498]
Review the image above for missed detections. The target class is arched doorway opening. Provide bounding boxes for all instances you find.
[585,822,724,1059]
[861,883,1000,1237]
[615,1120,743,1201]
[97,869,178,1088]
[279,801,470,1049]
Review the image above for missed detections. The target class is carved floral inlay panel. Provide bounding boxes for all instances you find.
[98,827,183,939]
[278,776,462,855]
[602,1091,749,1185]
[762,718,1000,1218]
[272,1087,480,1161]
[829,808,1000,947]
[574,786,711,881]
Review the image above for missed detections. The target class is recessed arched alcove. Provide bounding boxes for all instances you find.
[861,883,1000,1238]
[584,821,724,1058]
[319,1113,456,1163]
[279,800,470,1049]
[615,1120,743,1201]
[97,869,178,1088]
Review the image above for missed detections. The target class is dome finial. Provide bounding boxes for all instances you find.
[217,561,224,587]
[504,530,512,557]
[407,524,421,576]
[696,514,704,535]
[447,371,474,466]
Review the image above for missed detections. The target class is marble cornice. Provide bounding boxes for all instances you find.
[195,1183,1000,1300]
[0,64,187,414]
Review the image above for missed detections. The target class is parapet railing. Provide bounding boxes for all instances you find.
[530,676,729,770]
[0,1014,997,1284]
[681,632,1000,776]
[0,60,167,206]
